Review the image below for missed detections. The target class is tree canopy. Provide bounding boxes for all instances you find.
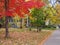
[0,0,45,18]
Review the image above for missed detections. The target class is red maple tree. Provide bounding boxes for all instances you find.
[0,0,45,38]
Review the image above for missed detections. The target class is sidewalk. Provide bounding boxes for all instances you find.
[43,30,60,45]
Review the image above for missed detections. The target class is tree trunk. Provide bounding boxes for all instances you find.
[26,16,29,28]
[0,24,2,28]
[29,24,31,31]
[5,16,9,38]
[37,26,39,32]
[4,0,9,38]
[28,17,32,31]
[37,17,39,32]
[37,26,41,32]
[20,18,23,29]
[38,26,41,31]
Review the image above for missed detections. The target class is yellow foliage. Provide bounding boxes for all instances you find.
[13,13,20,21]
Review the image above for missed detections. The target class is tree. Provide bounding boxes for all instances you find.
[30,8,45,32]
[43,5,57,28]
[54,3,60,25]
[42,0,49,4]
[41,0,60,28]
[0,0,45,38]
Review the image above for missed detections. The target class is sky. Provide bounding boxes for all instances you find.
[49,0,57,6]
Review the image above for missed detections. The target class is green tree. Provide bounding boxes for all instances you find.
[30,8,45,32]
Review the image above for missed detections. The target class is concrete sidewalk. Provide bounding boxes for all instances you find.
[43,30,60,45]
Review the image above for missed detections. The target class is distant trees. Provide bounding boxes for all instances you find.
[30,4,58,31]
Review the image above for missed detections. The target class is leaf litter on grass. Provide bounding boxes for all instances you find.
[0,28,51,45]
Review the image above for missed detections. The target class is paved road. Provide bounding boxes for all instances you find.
[43,30,60,45]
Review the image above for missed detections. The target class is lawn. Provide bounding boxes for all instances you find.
[0,28,52,45]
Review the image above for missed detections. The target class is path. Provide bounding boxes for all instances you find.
[43,30,60,45]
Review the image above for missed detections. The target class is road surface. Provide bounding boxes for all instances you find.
[43,30,60,45]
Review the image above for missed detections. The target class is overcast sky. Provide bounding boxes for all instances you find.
[49,0,56,6]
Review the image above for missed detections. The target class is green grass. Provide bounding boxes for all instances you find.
[42,27,56,30]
